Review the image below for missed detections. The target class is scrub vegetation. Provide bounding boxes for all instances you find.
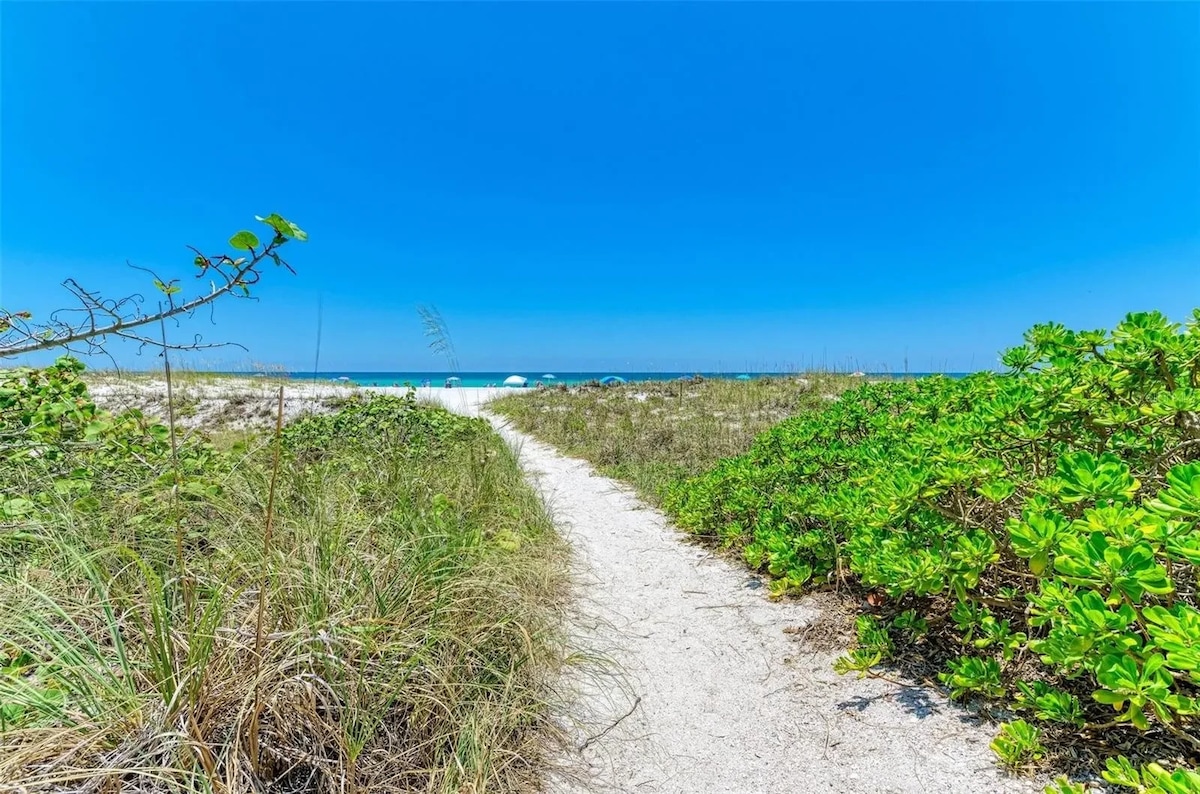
[0,359,569,793]
[500,312,1200,791]
[490,373,857,504]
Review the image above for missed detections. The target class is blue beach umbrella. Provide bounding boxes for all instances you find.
[542,374,556,379]
[600,376,626,385]
[446,376,461,382]
[736,374,752,381]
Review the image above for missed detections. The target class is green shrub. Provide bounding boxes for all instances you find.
[665,310,1200,776]
[283,389,491,459]
[1,356,224,566]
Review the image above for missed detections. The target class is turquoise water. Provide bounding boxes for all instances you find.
[284,371,972,387]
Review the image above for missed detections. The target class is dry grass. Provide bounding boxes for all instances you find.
[490,375,857,504]
[1,381,571,792]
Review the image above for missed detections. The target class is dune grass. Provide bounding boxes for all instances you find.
[490,375,857,504]
[1,362,569,793]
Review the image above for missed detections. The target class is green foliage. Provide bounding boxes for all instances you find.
[833,615,893,677]
[0,362,566,791]
[1015,681,1084,727]
[228,230,260,250]
[1103,757,1200,793]
[1044,777,1090,794]
[664,310,1200,775]
[491,374,857,505]
[940,656,1004,701]
[1,356,221,555]
[989,719,1044,771]
[255,212,308,242]
[283,389,489,458]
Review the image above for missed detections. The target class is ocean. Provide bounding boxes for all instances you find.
[282,371,973,387]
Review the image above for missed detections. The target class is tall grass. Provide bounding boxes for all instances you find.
[490,374,857,504]
[1,376,569,792]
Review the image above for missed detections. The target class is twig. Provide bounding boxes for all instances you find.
[1152,438,1200,470]
[578,696,643,751]
[160,314,193,626]
[249,385,286,771]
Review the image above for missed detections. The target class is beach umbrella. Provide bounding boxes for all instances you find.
[503,375,527,386]
[600,376,626,385]
[736,374,752,381]
[336,376,351,382]
[446,376,461,382]
[542,374,556,379]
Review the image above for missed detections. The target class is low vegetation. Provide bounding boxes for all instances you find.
[493,312,1200,789]
[0,357,569,792]
[491,374,856,503]
[662,312,1200,790]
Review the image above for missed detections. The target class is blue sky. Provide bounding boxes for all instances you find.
[3,3,1198,373]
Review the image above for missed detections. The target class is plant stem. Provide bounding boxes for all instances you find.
[160,314,192,627]
[249,385,286,771]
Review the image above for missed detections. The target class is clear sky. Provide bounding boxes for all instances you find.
[3,3,1198,373]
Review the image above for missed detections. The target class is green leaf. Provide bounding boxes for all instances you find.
[84,420,111,439]
[255,213,308,242]
[1,498,35,518]
[229,230,260,251]
[1101,757,1141,788]
[1147,461,1200,518]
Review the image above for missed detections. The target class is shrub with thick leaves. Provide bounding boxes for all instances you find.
[282,391,490,458]
[665,311,1200,780]
[0,357,221,532]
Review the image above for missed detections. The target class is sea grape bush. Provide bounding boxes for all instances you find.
[283,391,490,459]
[0,357,221,533]
[664,311,1200,784]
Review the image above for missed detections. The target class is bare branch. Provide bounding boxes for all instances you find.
[0,215,306,359]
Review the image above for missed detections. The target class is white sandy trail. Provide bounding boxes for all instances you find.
[422,388,1042,794]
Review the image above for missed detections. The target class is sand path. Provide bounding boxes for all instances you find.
[436,389,1044,793]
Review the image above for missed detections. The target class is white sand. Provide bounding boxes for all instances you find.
[420,387,1043,794]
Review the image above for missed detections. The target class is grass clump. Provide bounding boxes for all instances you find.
[1,357,568,792]
[490,374,855,504]
[665,311,1200,785]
